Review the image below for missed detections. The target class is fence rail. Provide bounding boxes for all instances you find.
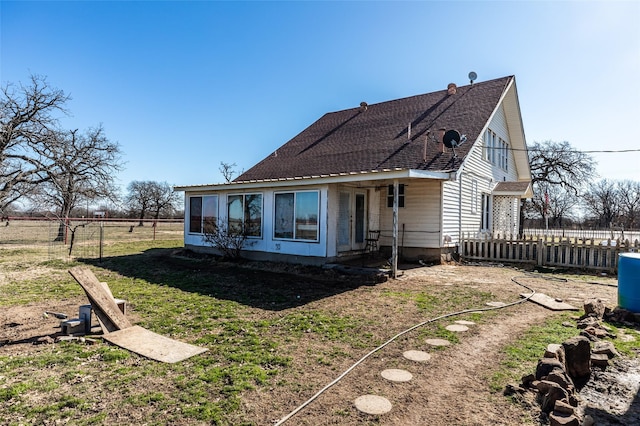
[460,233,640,273]
[0,218,184,261]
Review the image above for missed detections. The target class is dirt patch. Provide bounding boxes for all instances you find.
[1,260,638,425]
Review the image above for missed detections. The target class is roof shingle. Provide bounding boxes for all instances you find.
[236,76,513,182]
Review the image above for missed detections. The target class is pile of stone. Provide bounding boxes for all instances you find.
[506,298,625,426]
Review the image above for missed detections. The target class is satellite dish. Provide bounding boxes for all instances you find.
[443,129,467,158]
[468,71,477,84]
[443,129,461,148]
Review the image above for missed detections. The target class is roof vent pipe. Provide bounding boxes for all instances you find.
[438,128,446,153]
[423,130,430,162]
[359,102,368,112]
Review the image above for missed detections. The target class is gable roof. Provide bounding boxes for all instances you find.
[235,76,517,183]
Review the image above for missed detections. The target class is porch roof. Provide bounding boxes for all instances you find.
[492,181,533,198]
[174,168,455,192]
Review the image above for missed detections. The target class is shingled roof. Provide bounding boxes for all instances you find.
[235,76,514,182]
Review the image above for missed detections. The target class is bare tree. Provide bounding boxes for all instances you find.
[219,161,240,183]
[32,125,123,240]
[523,140,597,231]
[582,179,621,228]
[616,180,640,230]
[0,75,69,213]
[126,180,179,225]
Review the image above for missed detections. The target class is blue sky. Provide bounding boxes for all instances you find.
[2,1,639,195]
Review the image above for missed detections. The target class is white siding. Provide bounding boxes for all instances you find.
[379,179,442,248]
[447,104,523,241]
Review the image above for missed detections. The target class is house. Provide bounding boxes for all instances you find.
[175,75,532,267]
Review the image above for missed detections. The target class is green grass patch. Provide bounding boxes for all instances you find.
[489,312,578,392]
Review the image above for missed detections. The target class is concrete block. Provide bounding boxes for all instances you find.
[60,318,85,335]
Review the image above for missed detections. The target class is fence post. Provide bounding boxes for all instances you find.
[537,237,544,266]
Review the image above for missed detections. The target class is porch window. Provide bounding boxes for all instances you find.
[387,184,405,208]
[274,191,319,241]
[189,195,218,234]
[228,193,262,237]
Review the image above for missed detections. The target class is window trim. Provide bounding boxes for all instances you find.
[227,193,263,238]
[188,195,218,234]
[273,190,320,242]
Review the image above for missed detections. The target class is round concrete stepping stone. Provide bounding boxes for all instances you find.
[381,368,413,382]
[403,350,431,362]
[455,320,476,325]
[446,324,469,332]
[486,301,507,307]
[425,338,450,347]
[354,395,392,415]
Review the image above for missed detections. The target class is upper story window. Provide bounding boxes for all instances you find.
[274,190,319,241]
[387,184,405,208]
[228,193,262,237]
[189,195,218,234]
[484,129,509,171]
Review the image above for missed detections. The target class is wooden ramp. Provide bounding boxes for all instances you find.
[68,267,208,363]
[521,292,579,311]
[102,326,208,363]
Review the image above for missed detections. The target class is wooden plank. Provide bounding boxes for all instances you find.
[102,326,208,363]
[68,267,132,332]
[521,292,579,311]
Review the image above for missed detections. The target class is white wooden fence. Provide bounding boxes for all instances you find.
[460,233,640,273]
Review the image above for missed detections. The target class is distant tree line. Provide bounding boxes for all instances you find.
[523,140,640,231]
[1,75,182,224]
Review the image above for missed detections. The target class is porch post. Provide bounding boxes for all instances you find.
[392,179,399,278]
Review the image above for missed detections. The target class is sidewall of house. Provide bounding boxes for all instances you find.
[183,185,331,259]
[447,104,522,241]
[378,179,442,250]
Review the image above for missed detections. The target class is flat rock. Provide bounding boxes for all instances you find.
[403,350,431,362]
[381,368,413,382]
[486,301,507,307]
[425,338,451,347]
[354,395,392,415]
[521,293,578,311]
[446,324,469,332]
[455,320,476,325]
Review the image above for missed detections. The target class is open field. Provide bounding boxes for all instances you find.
[0,219,183,261]
[1,240,639,425]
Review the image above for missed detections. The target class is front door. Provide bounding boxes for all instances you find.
[337,189,367,252]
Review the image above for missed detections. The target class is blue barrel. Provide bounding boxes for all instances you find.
[618,253,640,313]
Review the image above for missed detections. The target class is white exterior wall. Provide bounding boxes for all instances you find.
[443,104,522,241]
[183,185,330,258]
[378,179,442,248]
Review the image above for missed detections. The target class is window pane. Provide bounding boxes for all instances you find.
[275,193,294,239]
[245,194,262,237]
[202,195,218,233]
[354,193,365,243]
[189,197,202,233]
[295,192,318,240]
[227,195,243,233]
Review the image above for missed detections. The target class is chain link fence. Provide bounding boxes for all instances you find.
[0,218,184,262]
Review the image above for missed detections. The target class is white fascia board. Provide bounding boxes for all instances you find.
[175,169,454,193]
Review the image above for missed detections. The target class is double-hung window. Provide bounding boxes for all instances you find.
[227,193,262,237]
[387,184,405,208]
[189,195,218,234]
[274,191,319,241]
